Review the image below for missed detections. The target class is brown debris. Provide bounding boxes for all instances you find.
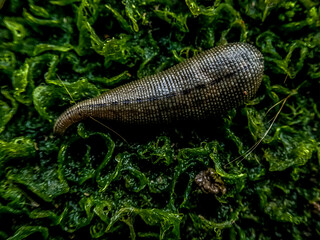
[195,168,226,195]
[311,201,320,213]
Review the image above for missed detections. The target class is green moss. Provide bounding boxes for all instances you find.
[1,0,320,239]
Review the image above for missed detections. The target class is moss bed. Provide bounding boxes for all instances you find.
[1,0,320,239]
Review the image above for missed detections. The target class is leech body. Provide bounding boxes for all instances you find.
[53,43,264,135]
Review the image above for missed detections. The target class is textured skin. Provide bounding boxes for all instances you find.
[53,42,264,135]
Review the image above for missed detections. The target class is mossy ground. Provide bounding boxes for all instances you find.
[1,0,320,239]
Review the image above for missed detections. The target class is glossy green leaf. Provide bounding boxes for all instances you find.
[0,89,18,133]
[7,165,69,202]
[7,226,48,240]
[264,126,317,171]
[33,78,100,122]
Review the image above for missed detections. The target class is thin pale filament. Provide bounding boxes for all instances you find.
[224,93,292,168]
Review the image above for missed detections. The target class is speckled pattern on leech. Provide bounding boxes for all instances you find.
[54,42,264,135]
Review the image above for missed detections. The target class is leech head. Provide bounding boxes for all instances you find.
[53,104,89,135]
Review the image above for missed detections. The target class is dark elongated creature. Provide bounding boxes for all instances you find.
[53,42,264,135]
